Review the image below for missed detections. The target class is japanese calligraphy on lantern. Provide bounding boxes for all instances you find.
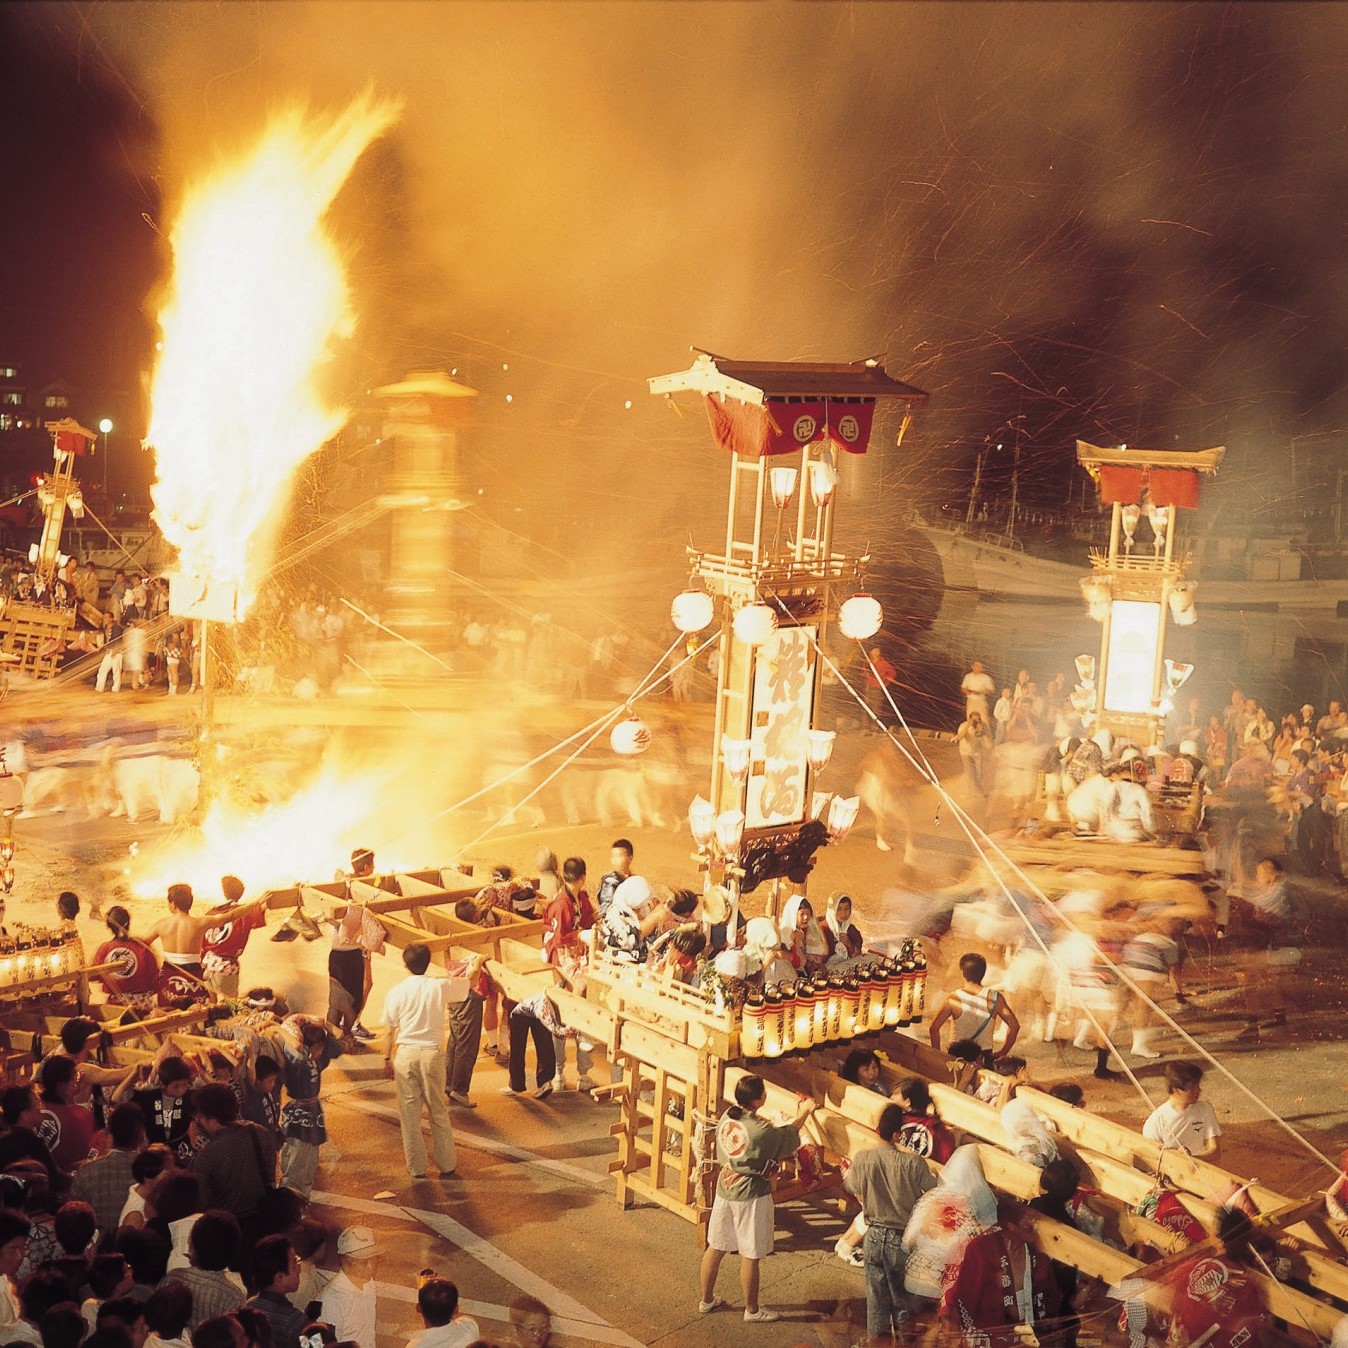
[745,625,817,828]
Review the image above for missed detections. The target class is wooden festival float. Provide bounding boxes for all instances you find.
[1003,441,1226,877]
[473,373,1346,1341]
[0,418,95,678]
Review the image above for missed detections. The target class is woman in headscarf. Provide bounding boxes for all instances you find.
[902,1144,997,1313]
[820,893,864,964]
[778,896,829,975]
[596,876,669,965]
[742,917,795,986]
[534,850,561,903]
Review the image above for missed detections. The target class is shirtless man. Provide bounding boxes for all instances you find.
[143,884,209,978]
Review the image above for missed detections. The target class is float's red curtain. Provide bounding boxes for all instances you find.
[705,396,875,456]
[1098,464,1201,509]
[1147,468,1201,509]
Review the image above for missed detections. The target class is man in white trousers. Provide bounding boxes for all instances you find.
[382,942,457,1180]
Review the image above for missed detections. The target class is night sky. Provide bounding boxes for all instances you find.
[4,3,1348,545]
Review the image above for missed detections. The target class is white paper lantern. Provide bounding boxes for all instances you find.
[720,736,752,783]
[610,716,652,756]
[838,594,883,641]
[1169,581,1197,627]
[714,809,746,854]
[671,589,715,633]
[733,603,777,646]
[809,459,838,507]
[688,795,716,849]
[1164,659,1194,693]
[769,465,798,509]
[826,794,860,842]
[806,729,836,772]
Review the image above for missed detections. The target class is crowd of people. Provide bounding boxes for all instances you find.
[0,783,1335,1347]
[956,657,1348,877]
[0,855,588,1348]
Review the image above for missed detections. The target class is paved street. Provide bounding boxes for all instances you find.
[8,701,1348,1346]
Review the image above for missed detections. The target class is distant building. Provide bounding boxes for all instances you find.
[0,362,27,434]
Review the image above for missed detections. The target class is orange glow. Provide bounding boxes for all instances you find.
[146,97,397,613]
[128,759,415,899]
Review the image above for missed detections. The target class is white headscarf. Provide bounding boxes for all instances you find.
[742,917,781,975]
[600,875,655,962]
[939,1144,998,1226]
[778,895,828,959]
[1000,1097,1058,1168]
[824,892,855,943]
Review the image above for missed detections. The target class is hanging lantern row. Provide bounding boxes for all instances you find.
[672,590,883,643]
[764,459,840,512]
[813,791,860,844]
[739,944,928,1058]
[687,795,745,857]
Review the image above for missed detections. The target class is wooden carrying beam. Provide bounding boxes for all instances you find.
[743,1059,1341,1340]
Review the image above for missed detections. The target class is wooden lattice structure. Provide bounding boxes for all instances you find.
[261,866,545,964]
[0,600,73,678]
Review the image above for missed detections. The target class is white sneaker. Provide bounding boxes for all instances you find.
[833,1239,864,1268]
[552,1075,566,1092]
[743,1308,779,1323]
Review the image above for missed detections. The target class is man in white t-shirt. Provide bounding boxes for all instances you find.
[383,943,457,1179]
[320,1227,380,1345]
[1142,1060,1221,1159]
[960,660,996,720]
[405,1276,479,1348]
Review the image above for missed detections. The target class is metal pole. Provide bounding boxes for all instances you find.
[196,619,213,820]
[967,450,983,525]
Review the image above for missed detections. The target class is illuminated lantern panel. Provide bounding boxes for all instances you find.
[1103,600,1162,714]
[688,795,716,848]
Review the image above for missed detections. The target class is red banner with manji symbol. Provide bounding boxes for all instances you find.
[824,400,875,454]
[705,397,827,457]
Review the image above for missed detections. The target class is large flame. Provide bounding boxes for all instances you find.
[146,97,397,612]
[127,757,415,901]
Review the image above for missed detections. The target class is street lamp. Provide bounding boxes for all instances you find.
[98,418,113,492]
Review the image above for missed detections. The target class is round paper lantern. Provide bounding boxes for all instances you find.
[838,594,883,640]
[733,603,777,646]
[671,589,715,633]
[610,716,652,756]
